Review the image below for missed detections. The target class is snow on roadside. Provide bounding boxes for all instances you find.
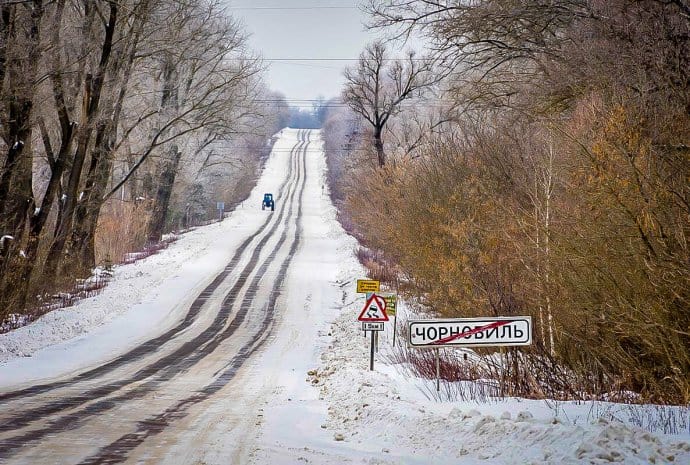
[0,224,243,384]
[265,132,690,464]
[310,298,690,464]
[250,131,689,464]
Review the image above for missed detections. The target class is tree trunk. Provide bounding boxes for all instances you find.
[43,77,94,280]
[147,146,182,244]
[374,126,385,167]
[69,120,115,271]
[44,3,118,281]
[0,1,45,314]
[69,15,145,271]
[0,138,34,311]
[0,132,32,235]
[13,0,78,304]
[0,0,44,231]
[0,5,11,88]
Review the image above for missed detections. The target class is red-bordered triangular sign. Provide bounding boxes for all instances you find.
[357,293,389,322]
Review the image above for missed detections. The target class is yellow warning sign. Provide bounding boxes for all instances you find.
[383,294,397,316]
[356,279,380,293]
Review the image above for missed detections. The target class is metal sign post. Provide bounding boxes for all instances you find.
[358,292,388,371]
[435,348,440,392]
[370,331,376,370]
[361,321,384,370]
[216,201,225,222]
[394,277,400,347]
[392,316,398,347]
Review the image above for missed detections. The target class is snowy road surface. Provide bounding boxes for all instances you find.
[1,128,689,464]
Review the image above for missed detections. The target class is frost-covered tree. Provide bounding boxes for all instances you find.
[342,41,434,167]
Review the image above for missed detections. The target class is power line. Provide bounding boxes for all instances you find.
[263,58,431,61]
[228,6,357,10]
[267,61,343,70]
[254,98,453,103]
[264,58,360,61]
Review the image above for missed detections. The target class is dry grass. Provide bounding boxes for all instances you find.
[354,247,398,284]
[0,199,178,334]
[96,199,152,265]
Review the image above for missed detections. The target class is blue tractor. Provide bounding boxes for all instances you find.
[262,193,275,211]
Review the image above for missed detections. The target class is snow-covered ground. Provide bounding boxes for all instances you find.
[1,128,688,464]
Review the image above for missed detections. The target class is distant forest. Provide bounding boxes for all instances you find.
[288,101,330,129]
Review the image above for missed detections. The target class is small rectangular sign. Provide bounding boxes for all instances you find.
[217,201,225,210]
[383,294,397,316]
[356,279,380,293]
[408,317,532,348]
[362,322,384,331]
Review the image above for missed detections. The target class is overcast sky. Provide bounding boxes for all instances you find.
[225,1,379,106]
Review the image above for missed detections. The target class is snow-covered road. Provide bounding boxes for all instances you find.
[1,128,689,464]
[0,129,323,463]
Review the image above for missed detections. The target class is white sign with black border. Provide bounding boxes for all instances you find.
[408,316,532,348]
[362,322,384,331]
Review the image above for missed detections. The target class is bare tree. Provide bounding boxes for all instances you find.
[115,5,261,243]
[0,1,45,241]
[366,0,590,110]
[385,90,460,161]
[0,0,47,309]
[342,40,434,167]
[0,0,268,321]
[35,0,178,282]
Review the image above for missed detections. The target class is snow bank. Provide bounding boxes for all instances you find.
[309,301,690,464]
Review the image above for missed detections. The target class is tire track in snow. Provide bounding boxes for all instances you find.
[80,131,312,465]
[0,130,309,461]
[0,133,302,405]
